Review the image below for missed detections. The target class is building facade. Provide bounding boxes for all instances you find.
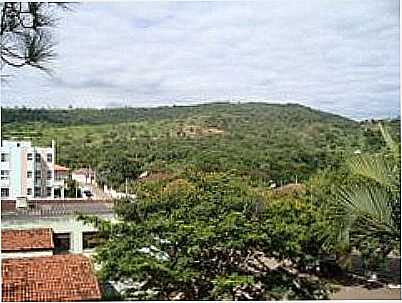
[54,164,69,199]
[0,140,56,200]
[72,168,96,185]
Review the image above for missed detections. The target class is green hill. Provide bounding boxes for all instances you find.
[2,103,399,189]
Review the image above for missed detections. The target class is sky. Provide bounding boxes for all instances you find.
[1,0,400,120]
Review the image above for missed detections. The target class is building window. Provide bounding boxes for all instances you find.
[47,170,52,180]
[27,188,32,196]
[54,187,62,198]
[53,233,71,254]
[35,154,41,162]
[55,172,62,181]
[83,232,103,250]
[27,171,32,178]
[46,187,52,197]
[34,187,41,197]
[47,153,53,162]
[1,170,9,180]
[1,153,9,162]
[27,153,33,161]
[1,188,9,198]
[35,170,41,178]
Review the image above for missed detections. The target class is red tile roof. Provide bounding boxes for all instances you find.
[2,254,102,302]
[54,164,69,171]
[72,168,95,175]
[1,228,54,252]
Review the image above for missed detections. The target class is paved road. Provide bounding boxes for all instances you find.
[331,286,401,300]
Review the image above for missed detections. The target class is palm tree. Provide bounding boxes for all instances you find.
[335,124,400,277]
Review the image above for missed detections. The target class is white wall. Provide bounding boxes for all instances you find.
[72,173,95,185]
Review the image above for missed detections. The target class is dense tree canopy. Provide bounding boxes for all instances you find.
[80,170,332,300]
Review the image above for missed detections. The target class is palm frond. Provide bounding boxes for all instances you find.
[336,185,398,237]
[348,154,395,187]
[333,122,400,257]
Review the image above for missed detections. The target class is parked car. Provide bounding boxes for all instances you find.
[83,189,93,198]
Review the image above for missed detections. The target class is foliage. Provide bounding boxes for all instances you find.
[4,104,400,297]
[333,124,400,272]
[4,103,391,188]
[96,152,144,188]
[64,178,82,198]
[79,171,332,300]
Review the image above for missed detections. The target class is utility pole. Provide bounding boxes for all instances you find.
[125,178,128,196]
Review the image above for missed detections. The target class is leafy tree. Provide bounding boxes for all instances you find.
[80,171,331,300]
[97,153,144,189]
[64,178,81,198]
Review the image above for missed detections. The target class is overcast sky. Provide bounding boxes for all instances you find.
[1,0,400,120]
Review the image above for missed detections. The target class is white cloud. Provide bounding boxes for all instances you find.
[1,0,399,120]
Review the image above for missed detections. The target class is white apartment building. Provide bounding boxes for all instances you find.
[0,140,58,200]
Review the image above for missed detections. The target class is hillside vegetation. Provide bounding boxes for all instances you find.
[3,102,401,299]
[2,103,399,189]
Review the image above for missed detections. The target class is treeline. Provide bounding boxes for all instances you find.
[2,103,400,189]
[2,102,360,126]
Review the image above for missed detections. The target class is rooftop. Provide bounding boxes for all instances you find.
[1,140,32,148]
[2,254,101,302]
[2,201,114,223]
[54,164,69,171]
[1,228,53,252]
[72,168,95,175]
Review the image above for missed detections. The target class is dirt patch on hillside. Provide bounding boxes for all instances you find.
[176,125,224,138]
[267,183,306,198]
[137,172,174,182]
